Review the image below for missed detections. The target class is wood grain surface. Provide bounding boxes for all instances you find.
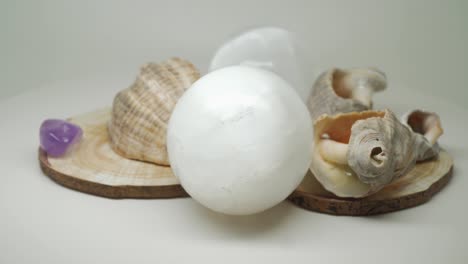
[39,108,187,199]
[39,108,453,214]
[289,150,453,215]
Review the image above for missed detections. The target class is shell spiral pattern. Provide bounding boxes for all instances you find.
[108,58,200,165]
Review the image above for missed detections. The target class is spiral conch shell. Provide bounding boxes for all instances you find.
[307,68,387,120]
[311,109,443,197]
[401,109,443,161]
[108,57,200,165]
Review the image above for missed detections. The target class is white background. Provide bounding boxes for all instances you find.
[2,0,468,108]
[2,0,468,263]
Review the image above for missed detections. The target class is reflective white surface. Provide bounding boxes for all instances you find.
[167,66,312,215]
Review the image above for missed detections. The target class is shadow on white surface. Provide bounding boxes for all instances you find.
[183,199,298,237]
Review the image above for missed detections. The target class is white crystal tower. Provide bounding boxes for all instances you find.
[210,27,313,101]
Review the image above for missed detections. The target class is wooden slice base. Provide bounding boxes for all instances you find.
[39,108,188,199]
[288,151,453,215]
[39,108,454,213]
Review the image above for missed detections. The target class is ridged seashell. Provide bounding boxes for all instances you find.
[108,57,200,165]
[307,68,386,120]
[311,109,443,197]
[401,109,443,162]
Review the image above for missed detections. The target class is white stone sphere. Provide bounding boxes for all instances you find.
[209,27,314,101]
[167,66,312,215]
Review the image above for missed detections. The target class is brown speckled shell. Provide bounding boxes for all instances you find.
[108,57,200,165]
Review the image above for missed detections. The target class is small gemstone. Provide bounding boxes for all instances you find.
[40,119,83,157]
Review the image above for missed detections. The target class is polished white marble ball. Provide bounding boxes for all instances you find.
[167,66,313,215]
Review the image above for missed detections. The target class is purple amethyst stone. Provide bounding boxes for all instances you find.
[40,119,83,157]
